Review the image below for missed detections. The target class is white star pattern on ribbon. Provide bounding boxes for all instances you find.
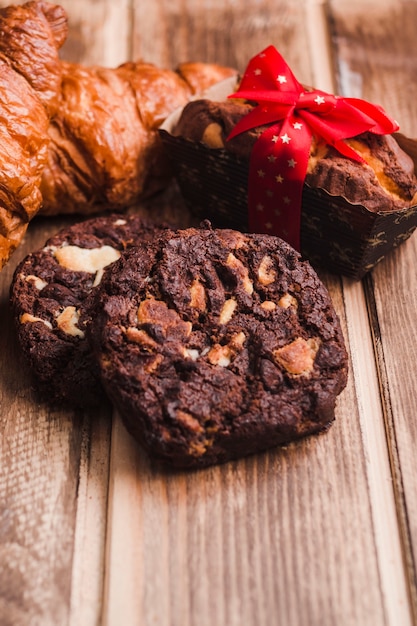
[265,222,273,230]
[254,68,262,76]
[271,135,279,143]
[275,174,284,183]
[268,154,277,162]
[288,158,297,168]
[283,196,291,205]
[256,203,264,211]
[257,169,265,178]
[277,74,287,84]
[314,95,325,105]
[281,133,291,144]
[293,122,303,130]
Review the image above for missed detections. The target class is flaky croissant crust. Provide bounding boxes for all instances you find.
[0,1,66,268]
[39,59,237,216]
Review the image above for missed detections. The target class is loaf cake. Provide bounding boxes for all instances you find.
[174,98,417,212]
[160,92,417,278]
[87,225,348,468]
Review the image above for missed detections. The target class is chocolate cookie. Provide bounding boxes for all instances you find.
[10,213,167,407]
[88,226,348,468]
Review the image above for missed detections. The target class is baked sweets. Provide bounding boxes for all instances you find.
[88,225,348,468]
[10,214,169,407]
[173,98,417,212]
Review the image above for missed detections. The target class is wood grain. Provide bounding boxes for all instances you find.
[0,0,415,625]
[330,1,417,620]
[130,0,314,75]
[104,404,389,626]
[58,0,132,66]
[329,0,417,137]
[0,218,112,626]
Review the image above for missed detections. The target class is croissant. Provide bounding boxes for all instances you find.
[0,0,237,269]
[39,59,237,216]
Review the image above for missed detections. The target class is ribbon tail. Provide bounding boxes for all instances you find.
[248,115,312,251]
[331,139,366,163]
[343,97,400,134]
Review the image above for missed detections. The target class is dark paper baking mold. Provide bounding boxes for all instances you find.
[159,118,417,280]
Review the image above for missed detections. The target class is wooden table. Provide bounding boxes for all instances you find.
[1,1,417,624]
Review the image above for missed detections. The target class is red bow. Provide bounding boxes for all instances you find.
[227,46,399,250]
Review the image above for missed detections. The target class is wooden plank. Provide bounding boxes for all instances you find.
[330,0,417,620]
[329,0,417,138]
[102,1,407,624]
[0,0,125,623]
[57,0,132,67]
[0,217,111,626]
[365,244,417,614]
[104,402,390,626]
[130,0,315,74]
[341,276,413,626]
[68,406,112,626]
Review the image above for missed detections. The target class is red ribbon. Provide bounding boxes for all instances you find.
[227,46,399,250]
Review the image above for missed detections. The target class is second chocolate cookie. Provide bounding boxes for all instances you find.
[10,213,168,407]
